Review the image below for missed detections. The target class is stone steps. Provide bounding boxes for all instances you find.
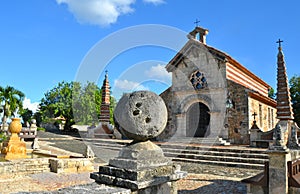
[158,143,267,154]
[170,157,265,169]
[87,138,268,169]
[164,152,266,165]
[162,148,268,159]
[167,137,231,146]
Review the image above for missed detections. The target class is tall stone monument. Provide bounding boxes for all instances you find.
[91,91,186,193]
[99,70,111,124]
[87,71,115,138]
[268,40,300,194]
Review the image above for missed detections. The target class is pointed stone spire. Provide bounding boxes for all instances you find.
[99,70,111,123]
[276,39,294,120]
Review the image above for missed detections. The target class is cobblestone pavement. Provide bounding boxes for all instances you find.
[0,171,251,194]
[0,131,262,193]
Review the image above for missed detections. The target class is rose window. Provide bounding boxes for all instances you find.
[190,70,207,90]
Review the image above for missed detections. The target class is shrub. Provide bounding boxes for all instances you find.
[0,132,7,142]
[37,127,46,132]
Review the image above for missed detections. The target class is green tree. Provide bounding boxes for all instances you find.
[20,108,33,126]
[109,96,117,125]
[39,81,75,130]
[290,75,300,126]
[268,87,276,99]
[33,111,42,127]
[73,82,100,125]
[0,86,25,131]
[39,81,117,130]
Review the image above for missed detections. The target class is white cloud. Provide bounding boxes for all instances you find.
[114,79,149,91]
[56,0,135,26]
[145,64,171,82]
[23,97,39,113]
[143,0,165,5]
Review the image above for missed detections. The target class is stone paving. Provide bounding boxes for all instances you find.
[0,171,251,194]
[0,131,262,193]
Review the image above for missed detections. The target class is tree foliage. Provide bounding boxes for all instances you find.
[39,81,116,130]
[290,75,300,126]
[268,87,276,99]
[0,86,25,130]
[20,108,33,126]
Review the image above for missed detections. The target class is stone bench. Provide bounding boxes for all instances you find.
[19,128,37,141]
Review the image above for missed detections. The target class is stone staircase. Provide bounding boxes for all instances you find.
[158,143,268,170]
[88,138,268,170]
[166,137,231,146]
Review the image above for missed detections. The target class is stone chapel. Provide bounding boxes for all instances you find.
[158,26,277,144]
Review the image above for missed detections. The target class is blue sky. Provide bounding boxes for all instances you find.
[0,0,299,112]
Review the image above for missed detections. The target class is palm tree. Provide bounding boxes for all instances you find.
[0,86,25,131]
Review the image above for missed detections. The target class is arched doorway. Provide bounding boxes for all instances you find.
[186,102,210,137]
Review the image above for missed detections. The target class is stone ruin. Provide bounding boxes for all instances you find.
[91,91,187,193]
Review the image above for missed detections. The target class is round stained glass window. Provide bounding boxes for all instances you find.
[190,70,207,90]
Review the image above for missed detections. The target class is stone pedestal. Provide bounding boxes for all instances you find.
[91,91,187,193]
[268,150,291,194]
[91,140,186,193]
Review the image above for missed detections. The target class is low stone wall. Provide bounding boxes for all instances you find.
[49,158,94,173]
[0,158,50,176]
[0,158,94,177]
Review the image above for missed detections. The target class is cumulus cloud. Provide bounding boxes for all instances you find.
[114,79,149,91]
[143,0,165,5]
[145,64,171,82]
[56,0,135,26]
[23,97,39,113]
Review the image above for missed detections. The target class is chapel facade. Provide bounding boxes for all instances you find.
[158,26,277,144]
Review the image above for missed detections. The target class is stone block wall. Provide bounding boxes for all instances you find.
[49,158,94,173]
[227,80,250,144]
[0,157,94,177]
[248,97,277,132]
[0,158,50,177]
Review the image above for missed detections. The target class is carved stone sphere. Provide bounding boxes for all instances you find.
[114,91,168,142]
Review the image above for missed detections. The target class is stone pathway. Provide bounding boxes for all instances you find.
[0,171,251,194]
[0,172,93,194]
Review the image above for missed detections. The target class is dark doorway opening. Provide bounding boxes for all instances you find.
[186,102,210,137]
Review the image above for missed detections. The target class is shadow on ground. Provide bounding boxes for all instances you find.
[179,178,246,194]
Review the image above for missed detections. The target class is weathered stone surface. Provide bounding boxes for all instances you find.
[91,164,186,191]
[118,140,165,159]
[49,158,94,173]
[98,165,174,181]
[267,151,291,194]
[114,91,167,141]
[108,140,171,170]
[0,158,50,177]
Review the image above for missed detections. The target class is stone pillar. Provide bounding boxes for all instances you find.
[268,150,291,194]
[175,114,186,137]
[208,111,223,138]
